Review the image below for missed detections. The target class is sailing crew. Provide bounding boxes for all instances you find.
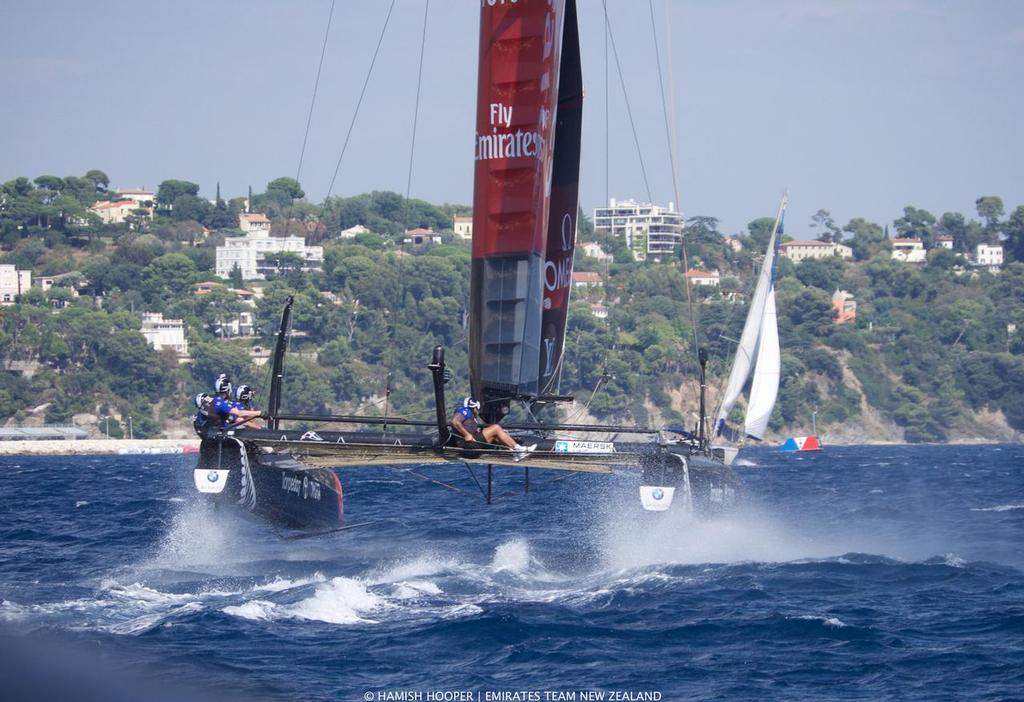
[192,393,214,436]
[234,384,256,411]
[212,375,263,429]
[450,397,536,461]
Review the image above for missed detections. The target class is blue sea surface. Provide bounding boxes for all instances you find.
[1,444,1022,701]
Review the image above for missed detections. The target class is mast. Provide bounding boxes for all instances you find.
[469,0,570,424]
[267,295,294,431]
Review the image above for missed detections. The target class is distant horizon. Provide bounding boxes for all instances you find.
[2,1,1022,236]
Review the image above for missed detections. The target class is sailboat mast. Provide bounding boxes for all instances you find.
[267,295,294,431]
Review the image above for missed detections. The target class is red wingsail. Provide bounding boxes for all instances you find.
[470,0,580,422]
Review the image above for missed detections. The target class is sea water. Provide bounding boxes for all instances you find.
[0,445,1021,700]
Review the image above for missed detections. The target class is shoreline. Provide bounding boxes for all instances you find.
[0,439,200,456]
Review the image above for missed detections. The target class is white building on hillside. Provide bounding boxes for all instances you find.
[973,243,1003,271]
[779,240,853,262]
[685,269,721,286]
[140,313,188,357]
[340,224,370,239]
[115,188,155,206]
[239,212,271,234]
[891,238,926,263]
[0,265,31,304]
[593,198,683,261]
[579,241,612,263]
[453,215,473,240]
[89,199,150,225]
[216,229,324,280]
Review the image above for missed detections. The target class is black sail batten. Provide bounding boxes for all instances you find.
[538,0,583,401]
[267,295,294,431]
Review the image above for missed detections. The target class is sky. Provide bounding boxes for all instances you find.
[1,0,1023,236]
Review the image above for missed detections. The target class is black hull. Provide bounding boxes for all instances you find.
[194,438,343,531]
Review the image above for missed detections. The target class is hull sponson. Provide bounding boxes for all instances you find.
[195,438,343,530]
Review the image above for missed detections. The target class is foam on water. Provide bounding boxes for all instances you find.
[598,502,845,568]
[286,577,385,624]
[970,503,1024,512]
[491,538,531,573]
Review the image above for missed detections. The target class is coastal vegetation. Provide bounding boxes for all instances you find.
[1,171,1023,442]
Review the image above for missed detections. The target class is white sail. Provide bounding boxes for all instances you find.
[744,286,780,439]
[714,194,787,433]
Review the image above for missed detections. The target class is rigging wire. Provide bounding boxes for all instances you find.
[647,0,705,437]
[647,0,701,356]
[604,10,609,207]
[296,0,336,182]
[601,0,653,203]
[403,0,430,230]
[324,0,397,202]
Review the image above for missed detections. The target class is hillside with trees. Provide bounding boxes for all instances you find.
[1,170,1022,443]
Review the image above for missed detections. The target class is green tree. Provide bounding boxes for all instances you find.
[157,179,200,207]
[975,195,1004,231]
[84,169,110,192]
[893,206,936,246]
[229,263,245,289]
[843,217,888,260]
[745,217,777,251]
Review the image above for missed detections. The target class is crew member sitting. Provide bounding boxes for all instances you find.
[450,397,536,461]
[193,393,214,436]
[213,374,263,429]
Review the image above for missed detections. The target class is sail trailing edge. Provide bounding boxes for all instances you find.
[470,0,571,422]
[538,0,583,399]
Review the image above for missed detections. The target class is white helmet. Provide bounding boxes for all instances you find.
[463,397,481,411]
[194,393,210,409]
[235,384,254,403]
[214,374,232,396]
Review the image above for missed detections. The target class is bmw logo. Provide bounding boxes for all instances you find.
[206,471,219,483]
[652,488,664,501]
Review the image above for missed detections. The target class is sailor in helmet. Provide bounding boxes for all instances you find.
[211,374,263,429]
[192,393,214,436]
[234,384,256,411]
[450,397,536,462]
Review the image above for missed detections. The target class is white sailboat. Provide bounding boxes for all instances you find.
[712,195,788,463]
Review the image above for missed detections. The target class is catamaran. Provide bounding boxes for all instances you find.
[191,0,738,530]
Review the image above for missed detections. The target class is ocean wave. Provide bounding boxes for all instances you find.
[970,504,1024,512]
[792,614,848,628]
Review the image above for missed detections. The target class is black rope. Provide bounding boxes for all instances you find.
[403,0,430,231]
[296,0,336,182]
[401,468,466,494]
[324,0,397,201]
[601,0,652,203]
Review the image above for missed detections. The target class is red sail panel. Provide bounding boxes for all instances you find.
[470,0,565,421]
[538,0,583,397]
